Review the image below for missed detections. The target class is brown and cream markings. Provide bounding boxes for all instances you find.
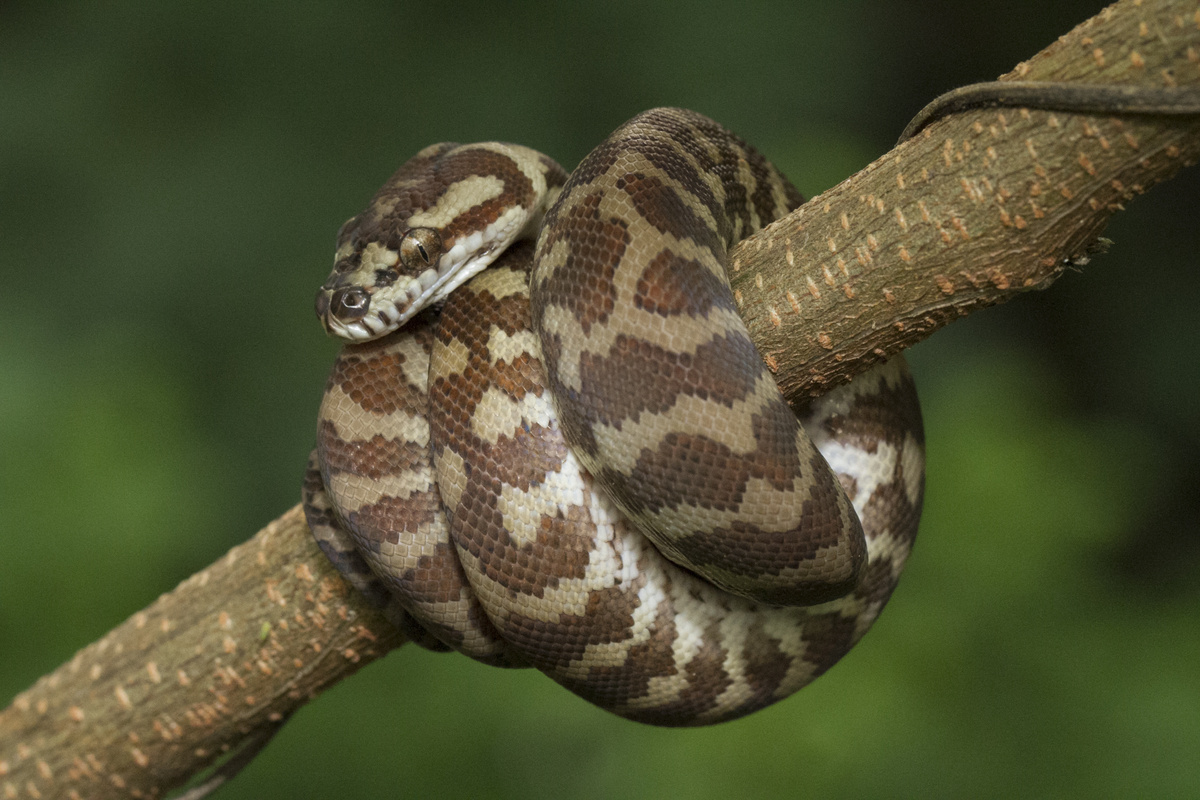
[306,108,924,725]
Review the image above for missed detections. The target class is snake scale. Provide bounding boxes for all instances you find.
[303,108,925,725]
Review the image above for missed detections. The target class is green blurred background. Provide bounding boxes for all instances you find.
[3,1,1199,797]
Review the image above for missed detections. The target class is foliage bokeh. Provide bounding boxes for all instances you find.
[2,1,1198,797]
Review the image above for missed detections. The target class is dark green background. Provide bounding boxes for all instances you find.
[3,2,1199,797]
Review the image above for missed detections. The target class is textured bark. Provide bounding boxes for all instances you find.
[2,0,1198,797]
[730,0,1200,399]
[0,508,403,799]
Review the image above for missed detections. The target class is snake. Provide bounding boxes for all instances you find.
[302,108,925,726]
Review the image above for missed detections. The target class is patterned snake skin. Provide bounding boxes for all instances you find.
[303,108,925,725]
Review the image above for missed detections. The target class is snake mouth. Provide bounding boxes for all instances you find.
[316,204,533,342]
[317,247,500,342]
[317,267,438,342]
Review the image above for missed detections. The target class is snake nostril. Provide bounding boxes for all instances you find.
[330,287,370,320]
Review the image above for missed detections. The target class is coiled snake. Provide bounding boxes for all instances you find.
[303,108,925,726]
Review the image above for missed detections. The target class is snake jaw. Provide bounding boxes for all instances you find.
[315,267,438,342]
[314,141,562,343]
[417,203,534,307]
[316,243,512,342]
[317,204,534,343]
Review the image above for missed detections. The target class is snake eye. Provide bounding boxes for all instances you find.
[330,287,370,321]
[399,228,443,271]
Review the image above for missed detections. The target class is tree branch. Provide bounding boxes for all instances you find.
[730,0,1200,399]
[0,507,403,798]
[3,0,1198,797]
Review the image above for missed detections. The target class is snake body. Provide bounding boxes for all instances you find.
[304,108,924,725]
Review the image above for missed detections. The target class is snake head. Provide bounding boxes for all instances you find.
[315,141,564,342]
[314,220,451,341]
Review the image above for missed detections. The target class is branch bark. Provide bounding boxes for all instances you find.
[728,0,1200,400]
[3,0,1199,797]
[0,508,404,799]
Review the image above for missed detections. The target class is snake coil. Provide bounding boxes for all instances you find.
[304,108,925,725]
